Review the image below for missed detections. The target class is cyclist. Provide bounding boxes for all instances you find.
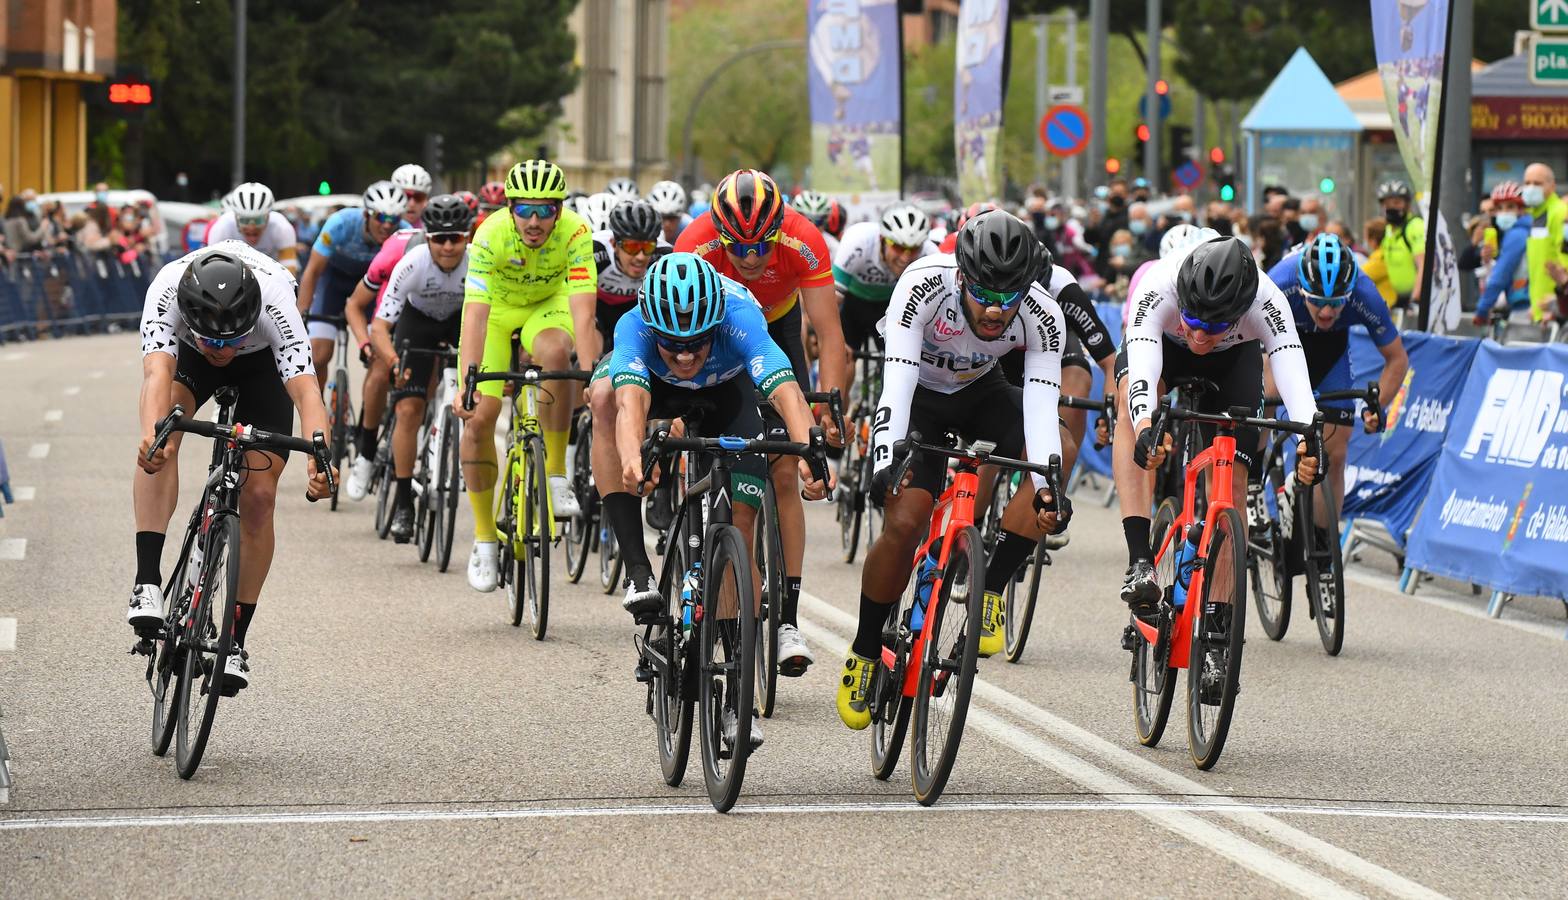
[1265,232,1407,535]
[792,190,844,256]
[1473,181,1533,327]
[391,163,433,227]
[453,191,480,222]
[1114,236,1321,621]
[836,213,1070,730]
[646,180,691,245]
[205,182,299,273]
[834,203,936,396]
[675,168,848,676]
[1376,179,1425,315]
[591,200,670,353]
[605,177,640,206]
[454,159,597,592]
[130,242,335,690]
[477,181,507,223]
[937,202,998,253]
[296,181,411,392]
[372,196,475,542]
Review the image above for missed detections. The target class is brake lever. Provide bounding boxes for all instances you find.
[638,422,671,495]
[462,364,479,411]
[1367,381,1386,433]
[805,426,830,494]
[147,404,187,460]
[309,430,335,502]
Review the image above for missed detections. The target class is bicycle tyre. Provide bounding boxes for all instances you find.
[839,426,864,563]
[599,516,622,594]
[870,593,913,781]
[329,369,350,510]
[911,524,984,806]
[1302,481,1346,656]
[651,532,694,787]
[1003,540,1047,664]
[564,421,593,584]
[1249,471,1293,641]
[698,524,756,812]
[502,452,525,627]
[753,486,783,718]
[1132,498,1179,747]
[1187,506,1247,771]
[437,408,460,573]
[524,438,550,641]
[150,534,194,756]
[374,411,397,540]
[416,431,436,563]
[175,514,240,779]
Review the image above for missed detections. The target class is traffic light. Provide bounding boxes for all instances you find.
[1214,164,1236,203]
[1168,124,1192,173]
[1135,123,1151,143]
[1155,79,1170,95]
[1105,158,1122,175]
[1319,177,1337,194]
[1209,146,1226,165]
[1220,184,1236,202]
[318,181,332,196]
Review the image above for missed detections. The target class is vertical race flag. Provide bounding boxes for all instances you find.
[808,0,904,206]
[955,0,1010,203]
[1370,0,1460,332]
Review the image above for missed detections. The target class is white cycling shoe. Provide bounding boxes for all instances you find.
[223,652,250,692]
[345,457,375,501]
[549,475,581,519]
[777,623,814,677]
[127,583,165,630]
[468,541,499,592]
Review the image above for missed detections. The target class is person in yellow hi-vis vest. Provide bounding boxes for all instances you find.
[1376,180,1424,315]
[1361,217,1397,307]
[1520,163,1566,324]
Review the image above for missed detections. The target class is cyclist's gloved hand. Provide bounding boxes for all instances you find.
[868,466,895,509]
[358,341,373,367]
[1133,425,1168,470]
[1294,439,1323,486]
[1033,487,1073,535]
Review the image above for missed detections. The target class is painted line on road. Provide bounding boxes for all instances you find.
[43,409,63,423]
[1344,567,1566,643]
[27,444,49,459]
[798,593,1447,900]
[0,540,25,562]
[88,370,105,379]
[1,352,25,362]
[0,618,16,651]
[11,487,36,502]
[63,386,81,396]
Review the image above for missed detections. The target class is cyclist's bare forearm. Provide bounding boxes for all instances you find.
[285,373,332,445]
[570,291,600,365]
[139,353,177,436]
[296,253,326,316]
[371,319,397,370]
[1376,340,1409,412]
[344,282,377,348]
[456,302,490,385]
[766,382,817,445]
[614,384,652,480]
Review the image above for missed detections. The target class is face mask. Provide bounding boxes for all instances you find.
[25,200,40,215]
[1109,196,1126,209]
[1384,207,1405,225]
[1129,219,1148,236]
[1494,212,1519,231]
[1112,243,1132,257]
[1177,211,1192,223]
[1299,214,1320,232]
[1094,186,1110,200]
[1522,185,1546,207]
[95,191,108,204]
[1095,201,1109,214]
[1044,216,1060,230]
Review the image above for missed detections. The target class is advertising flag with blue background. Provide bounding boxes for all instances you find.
[808,0,904,204]
[954,0,1010,203]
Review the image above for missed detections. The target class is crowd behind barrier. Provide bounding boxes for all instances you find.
[0,248,164,343]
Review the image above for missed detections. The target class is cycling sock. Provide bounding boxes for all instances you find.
[543,428,568,478]
[985,529,1038,594]
[603,492,652,578]
[469,488,498,542]
[1123,516,1153,565]
[357,423,378,460]
[783,577,802,627]
[233,602,256,648]
[852,593,887,660]
[394,477,412,507]
[135,531,165,586]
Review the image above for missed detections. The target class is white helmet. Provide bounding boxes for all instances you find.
[580,192,616,231]
[605,178,639,204]
[1159,223,1218,259]
[879,203,931,247]
[391,163,433,195]
[224,182,274,219]
[361,180,410,217]
[646,180,687,217]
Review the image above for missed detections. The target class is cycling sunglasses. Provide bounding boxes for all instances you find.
[512,201,560,220]
[197,333,248,349]
[403,191,429,204]
[883,237,923,254]
[368,211,403,226]
[236,214,269,228]
[719,232,778,258]
[617,238,658,256]
[428,231,468,245]
[962,279,1024,310]
[1301,289,1349,308]
[654,330,715,354]
[1180,310,1234,334]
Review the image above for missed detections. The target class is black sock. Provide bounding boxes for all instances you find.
[603,492,651,581]
[357,423,378,460]
[985,529,1038,594]
[852,593,889,660]
[233,603,257,648]
[1123,516,1153,565]
[135,531,165,586]
[783,577,802,627]
[394,477,412,507]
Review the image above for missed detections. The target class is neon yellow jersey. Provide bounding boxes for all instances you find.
[463,206,597,309]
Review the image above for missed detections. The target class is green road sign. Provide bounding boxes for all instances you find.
[1533,0,1568,31]
[1529,34,1568,84]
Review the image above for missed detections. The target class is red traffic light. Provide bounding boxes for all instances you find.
[1155,80,1170,95]
[1209,146,1225,165]
[108,82,154,105]
[1136,124,1151,142]
[1105,158,1122,174]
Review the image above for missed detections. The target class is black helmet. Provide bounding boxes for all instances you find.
[1376,179,1411,201]
[423,193,475,233]
[1176,237,1258,326]
[177,250,262,341]
[954,210,1050,294]
[608,200,662,242]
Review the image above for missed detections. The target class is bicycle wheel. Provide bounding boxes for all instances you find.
[599,515,622,594]
[1132,498,1179,747]
[839,425,865,563]
[501,452,525,628]
[1187,506,1247,771]
[650,532,695,786]
[175,514,241,779]
[329,369,350,510]
[564,421,593,584]
[1249,472,1292,641]
[416,439,436,563]
[1002,540,1047,664]
[870,591,914,781]
[1302,482,1346,656]
[910,525,984,806]
[753,487,783,718]
[150,537,194,756]
[697,524,756,813]
[437,408,461,573]
[522,438,551,641]
[374,411,397,540]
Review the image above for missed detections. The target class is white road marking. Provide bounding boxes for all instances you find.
[44,409,63,423]
[1343,567,1567,642]
[63,386,81,396]
[11,487,35,501]
[1,352,25,362]
[0,617,16,651]
[27,444,49,459]
[0,539,25,561]
[88,370,105,379]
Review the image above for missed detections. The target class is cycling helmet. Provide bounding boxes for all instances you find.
[954,210,1049,294]
[504,159,567,200]
[362,180,409,217]
[224,182,274,219]
[1490,180,1525,205]
[605,177,639,204]
[823,199,847,239]
[423,194,475,233]
[452,190,480,218]
[1158,223,1219,259]
[608,200,662,242]
[391,163,433,195]
[955,201,999,231]
[1176,237,1259,325]
[579,192,615,231]
[478,181,507,209]
[177,249,262,341]
[710,169,785,242]
[879,203,931,247]
[637,252,726,339]
[1298,233,1358,300]
[646,180,687,217]
[1376,179,1412,201]
[792,190,831,224]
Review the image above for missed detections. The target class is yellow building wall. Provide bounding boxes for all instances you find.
[51,81,82,191]
[0,76,14,196]
[15,78,50,192]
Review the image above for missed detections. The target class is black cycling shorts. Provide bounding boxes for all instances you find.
[392,306,460,397]
[1114,335,1264,467]
[596,302,634,355]
[761,302,811,439]
[903,368,1027,496]
[839,297,886,355]
[173,341,294,436]
[648,376,768,499]
[1298,333,1357,426]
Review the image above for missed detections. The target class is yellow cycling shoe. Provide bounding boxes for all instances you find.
[836,651,876,730]
[978,591,1005,658]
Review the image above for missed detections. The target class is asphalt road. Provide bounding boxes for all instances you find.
[2,333,1566,898]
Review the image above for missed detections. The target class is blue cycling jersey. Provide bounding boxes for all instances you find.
[1269,252,1399,348]
[605,275,796,395]
[310,207,412,306]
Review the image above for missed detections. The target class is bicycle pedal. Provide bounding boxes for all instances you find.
[1119,624,1136,652]
[129,638,155,657]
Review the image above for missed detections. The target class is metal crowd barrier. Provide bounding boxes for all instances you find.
[0,250,163,342]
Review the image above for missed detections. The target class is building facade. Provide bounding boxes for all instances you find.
[2,1,116,195]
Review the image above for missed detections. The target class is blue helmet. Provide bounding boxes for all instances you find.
[638,252,726,339]
[1298,233,1357,301]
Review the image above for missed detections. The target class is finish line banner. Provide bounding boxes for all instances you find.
[955,0,1009,203]
[1406,342,1568,601]
[808,0,903,202]
[1342,329,1477,546]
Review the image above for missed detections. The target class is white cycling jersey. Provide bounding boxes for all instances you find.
[204,211,299,268]
[591,229,671,307]
[376,243,468,324]
[1123,251,1318,427]
[833,220,939,303]
[873,254,1065,490]
[140,240,314,381]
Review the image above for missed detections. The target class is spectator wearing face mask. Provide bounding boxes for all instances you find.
[1204,200,1233,236]
[1102,226,1154,300]
[1157,195,1196,239]
[1127,201,1156,253]
[1376,179,1425,311]
[4,190,49,255]
[1281,196,1306,245]
[1297,196,1325,244]
[1253,215,1289,270]
[1520,163,1567,323]
[1473,181,1533,326]
[111,204,149,264]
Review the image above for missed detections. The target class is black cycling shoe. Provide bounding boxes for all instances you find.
[390,504,415,544]
[645,482,675,533]
[1120,560,1161,622]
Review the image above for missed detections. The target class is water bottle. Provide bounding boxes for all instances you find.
[185,538,204,590]
[1171,520,1204,609]
[910,546,940,632]
[680,562,701,636]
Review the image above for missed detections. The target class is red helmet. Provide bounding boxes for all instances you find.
[478,181,507,209]
[711,169,785,243]
[453,191,480,217]
[823,200,847,239]
[956,201,999,231]
[1490,180,1524,206]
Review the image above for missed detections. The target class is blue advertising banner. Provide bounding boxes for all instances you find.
[808,0,903,204]
[954,0,1009,203]
[1341,329,1477,546]
[1406,342,1568,601]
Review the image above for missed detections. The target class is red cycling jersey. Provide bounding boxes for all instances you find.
[674,207,833,323]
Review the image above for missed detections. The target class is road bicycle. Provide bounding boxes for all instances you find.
[464,363,591,639]
[307,313,354,510]
[562,406,598,585]
[866,433,1062,805]
[633,422,829,812]
[395,342,462,570]
[134,387,334,779]
[1123,398,1322,770]
[837,348,884,563]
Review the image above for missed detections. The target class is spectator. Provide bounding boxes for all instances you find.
[1253,215,1288,270]
[1102,227,1154,300]
[1297,196,1325,243]
[1521,162,1566,323]
[1361,217,1397,307]
[111,204,150,263]
[1230,208,1255,255]
[1130,178,1151,204]
[3,190,49,254]
[1127,201,1155,253]
[1263,187,1289,219]
[74,202,113,257]
[1473,182,1532,326]
[1379,181,1425,312]
[1158,195,1196,239]
[1281,196,1305,245]
[1205,200,1234,235]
